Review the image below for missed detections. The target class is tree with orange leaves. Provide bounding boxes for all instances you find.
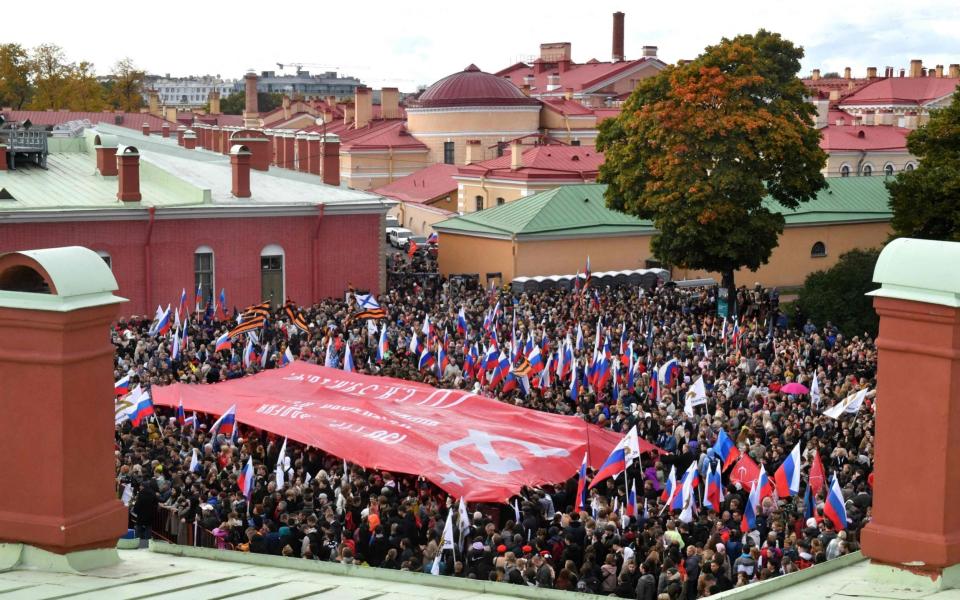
[598,30,826,308]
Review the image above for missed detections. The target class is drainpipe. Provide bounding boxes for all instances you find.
[479,167,492,210]
[312,203,325,300]
[511,233,518,281]
[144,206,156,313]
[388,147,394,183]
[855,150,867,176]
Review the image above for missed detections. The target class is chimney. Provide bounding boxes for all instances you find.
[282,95,292,120]
[161,123,170,138]
[306,132,321,175]
[510,140,523,170]
[343,102,355,126]
[844,66,851,79]
[867,66,877,78]
[164,106,177,124]
[94,135,119,176]
[860,238,960,588]
[811,68,821,80]
[612,12,625,62]
[642,46,658,58]
[354,87,372,129]
[936,64,944,78]
[0,247,128,557]
[183,129,197,149]
[147,90,159,116]
[829,89,840,102]
[243,70,259,128]
[465,139,482,165]
[951,64,960,78]
[116,146,141,202]
[141,122,150,136]
[0,143,6,171]
[296,132,309,172]
[547,74,560,91]
[910,59,923,78]
[176,125,186,146]
[232,130,271,171]
[885,66,894,78]
[533,59,548,75]
[320,134,340,187]
[381,87,400,119]
[208,90,221,115]
[230,144,252,198]
[900,68,906,78]
[558,58,571,73]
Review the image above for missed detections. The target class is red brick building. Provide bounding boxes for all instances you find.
[0,123,392,316]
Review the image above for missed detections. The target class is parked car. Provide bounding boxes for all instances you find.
[405,235,428,252]
[385,226,404,243]
[385,215,400,229]
[389,228,413,248]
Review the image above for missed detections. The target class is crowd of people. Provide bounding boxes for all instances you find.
[117,251,875,599]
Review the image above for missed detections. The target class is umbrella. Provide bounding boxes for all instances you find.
[781,382,809,395]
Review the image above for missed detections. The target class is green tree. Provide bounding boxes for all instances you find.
[0,43,31,109]
[797,248,880,336]
[63,61,105,111]
[107,57,145,112]
[218,90,283,115]
[27,44,71,110]
[597,30,826,302]
[886,87,960,241]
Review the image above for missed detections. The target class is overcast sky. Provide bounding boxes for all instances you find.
[6,0,958,92]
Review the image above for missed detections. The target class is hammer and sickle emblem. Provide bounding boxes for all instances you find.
[437,429,570,484]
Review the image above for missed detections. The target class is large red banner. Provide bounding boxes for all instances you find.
[152,362,628,502]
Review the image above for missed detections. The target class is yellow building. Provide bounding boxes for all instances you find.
[434,179,892,289]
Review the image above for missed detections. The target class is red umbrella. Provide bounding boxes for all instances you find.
[781,382,809,395]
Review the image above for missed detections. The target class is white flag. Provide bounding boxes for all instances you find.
[458,497,471,548]
[189,448,201,473]
[810,372,821,409]
[684,376,708,417]
[617,425,642,467]
[121,483,134,506]
[440,509,455,551]
[275,437,288,491]
[823,388,868,419]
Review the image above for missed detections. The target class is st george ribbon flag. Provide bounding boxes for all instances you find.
[152,361,621,502]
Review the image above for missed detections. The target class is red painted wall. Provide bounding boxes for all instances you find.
[0,212,380,316]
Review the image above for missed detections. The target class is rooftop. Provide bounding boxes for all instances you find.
[0,542,593,599]
[496,58,662,95]
[435,177,891,238]
[410,65,541,108]
[0,110,178,134]
[840,77,960,106]
[372,163,458,205]
[457,145,604,182]
[819,124,910,152]
[0,124,391,219]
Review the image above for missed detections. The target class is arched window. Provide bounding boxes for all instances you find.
[905,162,916,172]
[884,163,895,177]
[811,241,827,258]
[475,195,484,212]
[260,244,285,308]
[861,164,873,176]
[840,164,850,177]
[496,197,505,206]
[194,246,215,306]
[96,250,112,269]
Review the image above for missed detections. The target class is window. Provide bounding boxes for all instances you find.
[194,246,214,305]
[862,164,873,176]
[443,141,455,165]
[840,164,850,177]
[811,241,827,258]
[475,196,484,212]
[884,163,895,177]
[96,251,112,269]
[496,197,505,206]
[260,245,285,307]
[571,139,581,147]
[496,142,506,157]
[905,163,916,172]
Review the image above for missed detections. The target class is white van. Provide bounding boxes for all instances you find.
[389,228,413,248]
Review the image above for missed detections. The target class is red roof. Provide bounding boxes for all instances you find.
[0,110,178,133]
[819,124,909,151]
[457,144,604,181]
[496,58,656,93]
[303,119,428,151]
[372,163,459,204]
[411,65,540,108]
[802,78,873,102]
[840,77,960,106]
[592,107,622,122]
[540,97,594,116]
[190,113,244,127]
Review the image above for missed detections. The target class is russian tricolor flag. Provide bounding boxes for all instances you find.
[418,348,435,371]
[658,358,679,388]
[377,324,389,363]
[741,469,769,533]
[574,452,589,511]
[237,456,255,500]
[195,284,203,311]
[626,477,638,518]
[589,446,626,489]
[179,288,188,316]
[569,363,578,402]
[704,461,724,511]
[211,404,237,439]
[342,343,354,372]
[114,374,131,396]
[176,399,185,425]
[774,442,802,498]
[129,389,154,427]
[281,346,295,367]
[660,465,678,504]
[824,474,848,531]
[214,332,231,352]
[456,307,468,335]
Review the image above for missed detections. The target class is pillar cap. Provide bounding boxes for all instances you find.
[868,238,960,307]
[0,247,126,312]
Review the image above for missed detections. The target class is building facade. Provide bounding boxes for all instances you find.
[148,75,237,108]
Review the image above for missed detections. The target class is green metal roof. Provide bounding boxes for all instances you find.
[434,184,655,238]
[435,178,891,238]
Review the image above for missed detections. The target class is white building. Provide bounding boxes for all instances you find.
[149,75,238,108]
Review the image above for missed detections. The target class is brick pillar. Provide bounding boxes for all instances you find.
[230,145,252,198]
[861,238,960,589]
[94,144,118,176]
[161,123,170,138]
[321,134,340,187]
[296,133,309,172]
[0,144,6,171]
[183,130,197,150]
[307,133,321,175]
[0,247,127,557]
[282,132,296,170]
[116,146,141,202]
[176,126,186,146]
[141,122,150,136]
